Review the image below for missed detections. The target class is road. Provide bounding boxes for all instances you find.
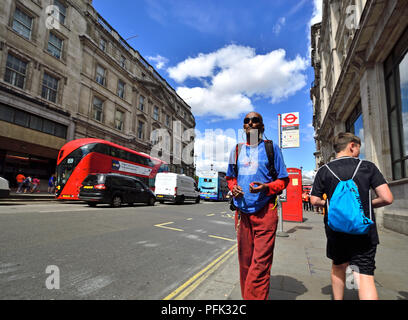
[0,200,236,300]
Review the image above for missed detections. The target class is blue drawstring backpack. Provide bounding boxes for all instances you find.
[325,160,374,235]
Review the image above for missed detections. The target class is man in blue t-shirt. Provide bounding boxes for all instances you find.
[226,112,289,300]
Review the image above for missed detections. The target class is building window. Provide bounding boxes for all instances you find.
[117,79,125,99]
[345,102,365,159]
[120,55,126,68]
[139,96,145,111]
[165,114,170,127]
[53,0,67,25]
[385,28,408,180]
[41,73,59,103]
[137,121,144,139]
[92,97,103,122]
[5,54,27,89]
[12,7,33,40]
[153,106,159,121]
[0,104,67,138]
[115,109,124,131]
[47,33,63,59]
[95,65,106,86]
[99,38,106,52]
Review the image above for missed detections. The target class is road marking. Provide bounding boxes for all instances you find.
[186,218,193,221]
[154,222,184,232]
[220,211,227,214]
[206,213,215,216]
[163,243,237,300]
[208,235,236,242]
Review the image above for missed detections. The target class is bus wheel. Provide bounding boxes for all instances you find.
[87,202,97,207]
[195,196,200,204]
[178,195,185,205]
[111,195,122,208]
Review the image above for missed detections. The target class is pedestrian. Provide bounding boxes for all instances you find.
[22,176,32,193]
[307,192,313,212]
[48,174,55,194]
[310,132,393,300]
[16,172,25,193]
[31,177,40,193]
[302,192,308,211]
[226,112,289,300]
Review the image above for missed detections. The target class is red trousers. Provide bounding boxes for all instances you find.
[235,201,278,300]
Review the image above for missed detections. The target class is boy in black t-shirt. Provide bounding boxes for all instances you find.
[311,133,393,300]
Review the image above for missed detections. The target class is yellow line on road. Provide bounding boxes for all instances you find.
[154,222,183,232]
[163,244,237,300]
[206,213,215,216]
[208,235,236,242]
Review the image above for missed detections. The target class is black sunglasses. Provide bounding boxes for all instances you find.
[244,117,261,124]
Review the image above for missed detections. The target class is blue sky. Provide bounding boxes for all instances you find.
[93,0,322,178]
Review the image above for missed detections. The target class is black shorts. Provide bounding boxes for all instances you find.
[326,233,377,276]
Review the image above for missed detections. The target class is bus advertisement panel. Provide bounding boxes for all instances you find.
[198,171,228,201]
[55,138,168,200]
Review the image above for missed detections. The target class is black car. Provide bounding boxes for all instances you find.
[79,173,156,207]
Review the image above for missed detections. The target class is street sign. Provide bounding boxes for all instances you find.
[280,112,300,148]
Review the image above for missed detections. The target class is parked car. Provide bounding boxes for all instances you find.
[79,173,155,207]
[154,172,200,204]
[0,177,10,198]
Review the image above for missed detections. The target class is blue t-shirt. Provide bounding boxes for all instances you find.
[226,141,288,214]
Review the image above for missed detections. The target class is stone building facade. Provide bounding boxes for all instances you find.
[310,0,408,234]
[0,0,195,188]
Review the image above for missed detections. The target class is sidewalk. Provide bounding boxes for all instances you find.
[2,191,55,201]
[187,210,408,300]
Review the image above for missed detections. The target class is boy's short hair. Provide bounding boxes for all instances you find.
[333,132,361,153]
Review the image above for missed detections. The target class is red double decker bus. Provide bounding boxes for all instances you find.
[55,138,168,200]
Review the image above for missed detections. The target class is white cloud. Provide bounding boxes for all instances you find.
[194,130,238,173]
[167,44,308,120]
[147,54,169,70]
[273,17,286,35]
[310,0,323,25]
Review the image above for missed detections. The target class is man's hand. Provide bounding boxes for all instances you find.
[232,185,244,198]
[249,182,268,193]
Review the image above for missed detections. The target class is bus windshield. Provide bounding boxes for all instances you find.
[56,144,96,187]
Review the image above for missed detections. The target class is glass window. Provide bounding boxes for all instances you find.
[5,54,27,89]
[43,119,55,135]
[137,121,144,139]
[14,109,29,127]
[153,106,159,120]
[385,28,408,180]
[29,114,43,131]
[47,33,63,59]
[12,8,33,39]
[55,123,67,138]
[399,53,408,157]
[117,80,125,98]
[42,73,59,103]
[96,65,106,85]
[53,0,67,25]
[139,96,144,111]
[0,104,14,122]
[99,38,106,51]
[92,97,103,122]
[120,55,126,68]
[165,114,170,127]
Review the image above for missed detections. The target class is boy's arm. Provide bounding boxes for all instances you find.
[265,177,289,196]
[310,195,325,207]
[372,183,393,208]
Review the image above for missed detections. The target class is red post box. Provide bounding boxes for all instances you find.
[281,168,303,222]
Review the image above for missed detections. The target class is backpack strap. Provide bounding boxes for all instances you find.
[264,140,278,181]
[233,143,244,177]
[351,159,363,180]
[324,164,341,181]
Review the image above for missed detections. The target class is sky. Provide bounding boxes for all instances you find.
[93,0,323,179]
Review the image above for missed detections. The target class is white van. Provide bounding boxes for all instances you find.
[154,173,200,204]
[0,177,10,198]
